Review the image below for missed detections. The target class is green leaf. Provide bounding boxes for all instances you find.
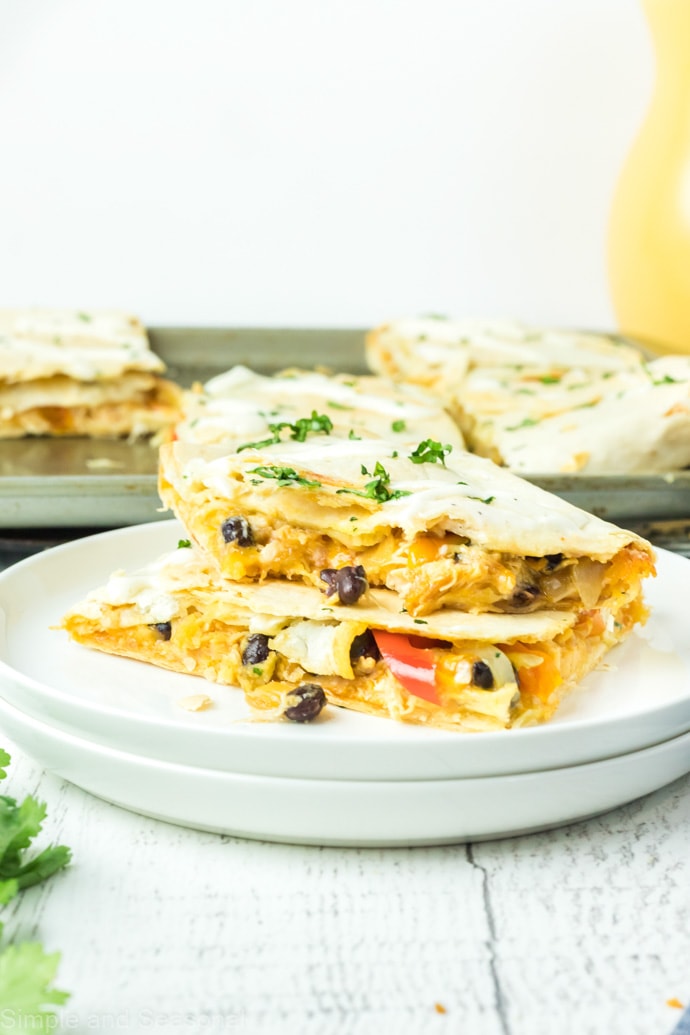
[505,417,539,431]
[0,943,69,1031]
[0,880,18,907]
[237,411,333,452]
[247,466,321,488]
[0,791,70,889]
[177,539,192,549]
[336,461,411,504]
[0,752,9,782]
[0,796,46,863]
[4,847,71,892]
[391,419,406,433]
[408,439,452,466]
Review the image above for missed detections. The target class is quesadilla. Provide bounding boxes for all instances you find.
[174,365,464,450]
[0,308,181,438]
[365,316,643,397]
[61,540,649,731]
[471,355,690,474]
[158,437,654,618]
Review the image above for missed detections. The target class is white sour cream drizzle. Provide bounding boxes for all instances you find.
[0,310,163,383]
[179,437,641,555]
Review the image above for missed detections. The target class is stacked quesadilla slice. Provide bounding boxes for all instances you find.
[63,418,654,731]
[0,308,181,438]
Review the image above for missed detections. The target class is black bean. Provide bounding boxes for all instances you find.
[545,553,564,571]
[151,622,172,641]
[511,583,541,608]
[349,629,381,662]
[319,564,368,605]
[221,516,255,546]
[472,660,494,690]
[242,633,270,666]
[284,683,327,723]
[319,568,339,594]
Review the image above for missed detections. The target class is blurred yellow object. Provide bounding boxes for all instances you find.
[609,0,690,354]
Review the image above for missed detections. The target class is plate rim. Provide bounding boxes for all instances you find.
[0,520,688,758]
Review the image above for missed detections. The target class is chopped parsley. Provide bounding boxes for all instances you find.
[348,429,362,440]
[468,495,495,505]
[327,400,352,410]
[652,374,681,386]
[237,411,333,452]
[408,439,452,466]
[252,667,263,676]
[391,419,406,433]
[336,461,411,504]
[248,465,321,488]
[505,417,539,431]
[413,619,428,625]
[538,375,562,385]
[177,539,192,549]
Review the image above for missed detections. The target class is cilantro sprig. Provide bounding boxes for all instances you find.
[0,750,71,1023]
[248,465,322,488]
[408,439,452,466]
[336,462,411,504]
[237,411,333,452]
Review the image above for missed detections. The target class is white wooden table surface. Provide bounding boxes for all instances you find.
[1,538,689,1035]
[0,743,687,1035]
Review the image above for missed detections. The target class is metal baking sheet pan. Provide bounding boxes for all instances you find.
[1,326,690,529]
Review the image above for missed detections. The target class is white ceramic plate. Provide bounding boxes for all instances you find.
[1,521,689,781]
[0,691,688,846]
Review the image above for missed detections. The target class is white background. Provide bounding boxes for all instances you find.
[0,0,652,329]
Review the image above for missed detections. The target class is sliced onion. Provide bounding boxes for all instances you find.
[572,559,606,608]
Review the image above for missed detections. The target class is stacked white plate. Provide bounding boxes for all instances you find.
[1,521,689,847]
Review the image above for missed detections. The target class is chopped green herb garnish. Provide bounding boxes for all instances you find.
[336,461,411,504]
[391,419,406,433]
[327,400,352,410]
[237,411,333,452]
[348,429,361,440]
[177,539,192,549]
[77,312,91,322]
[408,439,452,466]
[248,465,321,488]
[538,375,561,384]
[468,495,495,505]
[413,619,428,625]
[349,516,358,522]
[652,374,681,386]
[252,667,263,676]
[457,480,468,485]
[391,450,399,458]
[505,417,539,431]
